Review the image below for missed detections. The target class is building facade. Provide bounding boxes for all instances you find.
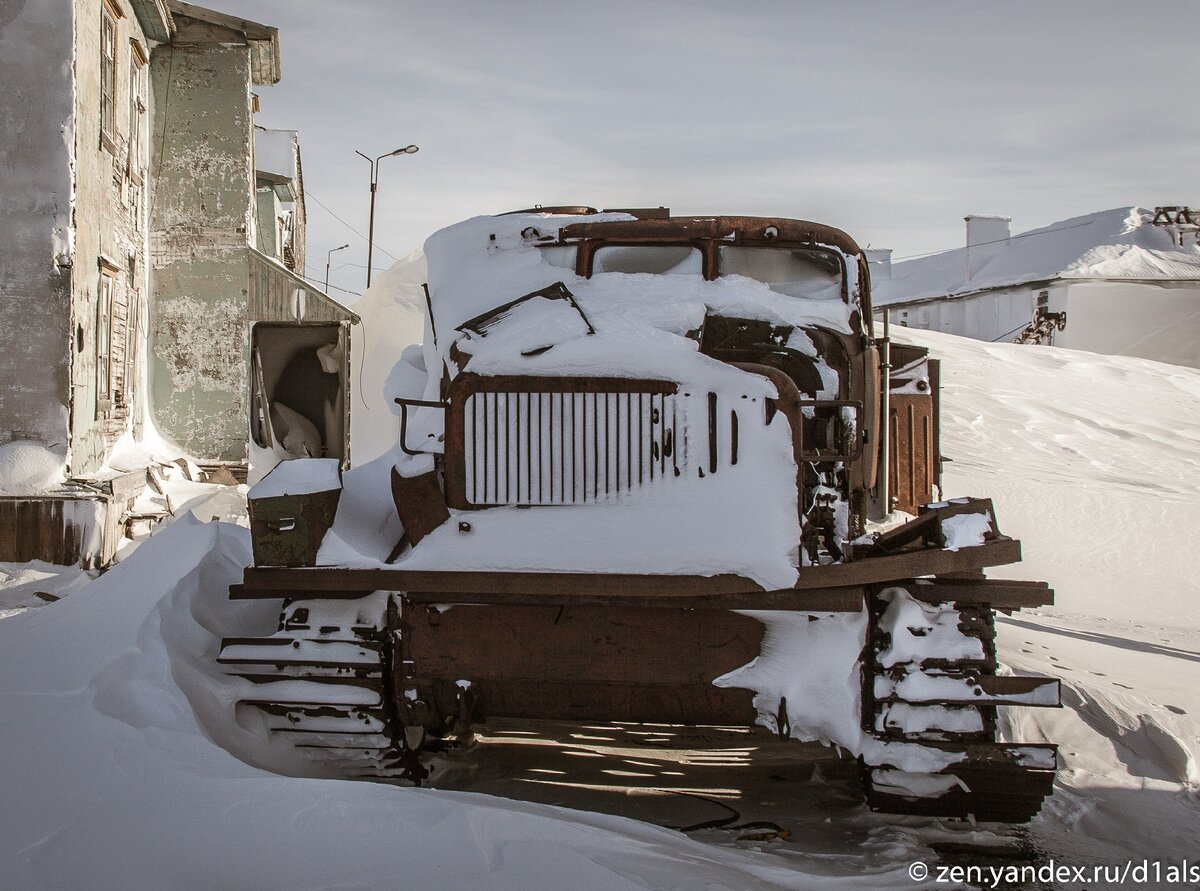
[0,0,354,565]
[873,208,1200,369]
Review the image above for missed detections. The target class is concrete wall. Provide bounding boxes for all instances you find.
[71,0,154,474]
[149,33,255,462]
[0,0,75,453]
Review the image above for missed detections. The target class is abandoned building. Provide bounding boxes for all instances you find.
[0,0,355,567]
[872,207,1200,369]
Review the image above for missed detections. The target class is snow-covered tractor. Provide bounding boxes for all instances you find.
[223,208,1059,822]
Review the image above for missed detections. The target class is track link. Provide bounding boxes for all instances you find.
[860,581,1059,822]
[219,594,417,780]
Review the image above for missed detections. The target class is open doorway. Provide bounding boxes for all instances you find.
[250,322,349,479]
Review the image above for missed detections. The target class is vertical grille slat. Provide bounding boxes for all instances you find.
[459,379,728,507]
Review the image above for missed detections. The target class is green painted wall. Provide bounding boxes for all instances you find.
[149,38,255,462]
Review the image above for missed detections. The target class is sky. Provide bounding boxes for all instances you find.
[200,0,1198,303]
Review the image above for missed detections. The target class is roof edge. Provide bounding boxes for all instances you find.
[130,0,173,42]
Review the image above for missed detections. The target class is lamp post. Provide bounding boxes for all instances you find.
[356,144,419,288]
[324,243,349,292]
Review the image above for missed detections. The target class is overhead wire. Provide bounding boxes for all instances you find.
[305,188,401,262]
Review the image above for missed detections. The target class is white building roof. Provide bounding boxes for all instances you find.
[875,207,1200,306]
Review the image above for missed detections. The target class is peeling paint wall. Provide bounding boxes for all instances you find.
[0,0,75,452]
[70,0,155,474]
[149,34,255,462]
[255,188,281,260]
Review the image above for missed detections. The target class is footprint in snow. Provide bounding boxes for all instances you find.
[1165,705,1186,715]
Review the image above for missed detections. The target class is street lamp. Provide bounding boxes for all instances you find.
[325,243,349,292]
[356,144,419,288]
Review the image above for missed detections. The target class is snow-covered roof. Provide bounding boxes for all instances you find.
[874,207,1200,307]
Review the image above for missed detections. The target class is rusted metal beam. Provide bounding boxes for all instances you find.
[402,586,866,611]
[906,578,1054,609]
[557,216,863,257]
[233,537,1022,600]
[235,568,763,597]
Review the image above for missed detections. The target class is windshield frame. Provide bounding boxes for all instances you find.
[549,238,851,304]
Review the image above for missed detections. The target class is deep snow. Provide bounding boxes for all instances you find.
[1,327,1198,887]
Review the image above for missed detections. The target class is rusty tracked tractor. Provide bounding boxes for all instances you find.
[222,208,1059,822]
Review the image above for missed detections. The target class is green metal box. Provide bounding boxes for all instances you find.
[248,459,342,567]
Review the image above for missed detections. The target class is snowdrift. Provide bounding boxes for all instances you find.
[0,323,1197,886]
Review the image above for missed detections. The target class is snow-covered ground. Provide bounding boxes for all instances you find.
[904,327,1200,871]
[1,328,1197,888]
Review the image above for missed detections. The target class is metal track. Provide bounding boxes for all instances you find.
[860,583,1059,822]
[219,598,416,781]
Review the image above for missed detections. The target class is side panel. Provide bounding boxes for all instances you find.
[889,393,935,515]
[402,603,763,725]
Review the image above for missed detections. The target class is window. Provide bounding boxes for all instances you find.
[128,43,147,176]
[123,289,139,407]
[100,6,117,148]
[591,245,703,276]
[717,246,844,301]
[97,269,115,408]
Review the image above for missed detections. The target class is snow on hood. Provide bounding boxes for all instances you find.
[423,212,856,390]
[875,206,1200,305]
[324,211,875,588]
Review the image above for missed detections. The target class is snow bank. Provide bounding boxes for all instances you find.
[348,250,429,465]
[0,440,66,494]
[906,326,1200,864]
[0,516,908,889]
[900,327,1200,627]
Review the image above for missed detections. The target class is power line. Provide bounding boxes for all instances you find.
[305,189,400,262]
[301,272,363,298]
[328,260,396,272]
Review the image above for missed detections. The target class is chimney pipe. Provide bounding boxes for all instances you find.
[964,214,1011,279]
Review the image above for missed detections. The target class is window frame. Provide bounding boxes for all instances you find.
[99,3,118,152]
[127,40,147,181]
[96,265,117,412]
[570,238,851,304]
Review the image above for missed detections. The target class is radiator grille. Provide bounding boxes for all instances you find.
[463,390,682,505]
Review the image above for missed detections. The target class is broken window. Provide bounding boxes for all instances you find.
[100,4,117,149]
[717,246,844,301]
[251,324,348,464]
